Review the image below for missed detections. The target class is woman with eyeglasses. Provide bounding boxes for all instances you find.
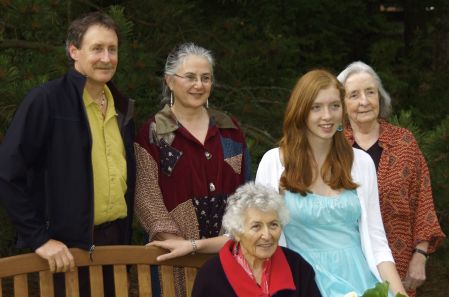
[134,42,251,296]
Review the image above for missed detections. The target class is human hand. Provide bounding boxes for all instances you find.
[35,239,75,273]
[147,238,193,261]
[403,252,427,290]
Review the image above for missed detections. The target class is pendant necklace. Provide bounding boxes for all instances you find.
[99,91,106,109]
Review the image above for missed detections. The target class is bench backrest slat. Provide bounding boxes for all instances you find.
[0,246,214,297]
[39,270,54,297]
[14,274,28,297]
[136,264,152,296]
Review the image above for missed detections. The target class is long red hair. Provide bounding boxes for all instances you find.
[279,69,357,195]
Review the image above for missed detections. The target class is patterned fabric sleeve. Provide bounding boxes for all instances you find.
[134,141,182,242]
[229,116,252,183]
[409,136,445,252]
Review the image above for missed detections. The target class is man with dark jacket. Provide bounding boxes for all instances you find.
[0,12,135,296]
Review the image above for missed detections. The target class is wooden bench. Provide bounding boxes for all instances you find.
[0,245,214,297]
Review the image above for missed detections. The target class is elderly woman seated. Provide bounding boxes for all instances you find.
[192,182,322,297]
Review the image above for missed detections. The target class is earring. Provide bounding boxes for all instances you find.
[206,99,209,108]
[170,91,174,107]
[337,124,343,132]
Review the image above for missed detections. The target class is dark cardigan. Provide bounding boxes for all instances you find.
[192,243,322,297]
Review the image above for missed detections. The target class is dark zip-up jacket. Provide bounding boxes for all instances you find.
[0,69,136,251]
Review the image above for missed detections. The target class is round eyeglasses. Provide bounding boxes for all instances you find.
[174,73,213,85]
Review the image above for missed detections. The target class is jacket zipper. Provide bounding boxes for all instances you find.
[79,77,96,261]
[89,244,95,261]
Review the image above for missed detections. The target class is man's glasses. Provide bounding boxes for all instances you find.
[174,73,213,85]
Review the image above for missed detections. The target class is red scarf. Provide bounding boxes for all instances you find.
[220,240,296,296]
[234,241,271,294]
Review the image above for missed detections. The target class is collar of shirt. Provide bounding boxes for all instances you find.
[82,85,117,122]
[154,104,238,135]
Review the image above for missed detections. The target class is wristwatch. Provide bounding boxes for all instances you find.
[413,248,429,259]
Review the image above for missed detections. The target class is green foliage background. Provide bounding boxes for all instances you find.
[0,0,448,295]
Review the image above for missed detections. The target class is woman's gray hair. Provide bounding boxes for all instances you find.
[222,182,290,238]
[337,61,392,119]
[161,42,215,103]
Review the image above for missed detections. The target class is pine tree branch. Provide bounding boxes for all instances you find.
[75,0,101,10]
[0,39,59,51]
[244,125,277,145]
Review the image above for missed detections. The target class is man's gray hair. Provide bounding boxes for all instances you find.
[222,182,289,238]
[337,61,392,119]
[162,42,215,103]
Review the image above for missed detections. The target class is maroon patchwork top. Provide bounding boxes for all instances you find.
[135,105,251,241]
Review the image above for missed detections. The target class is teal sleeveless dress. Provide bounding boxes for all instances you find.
[283,189,379,297]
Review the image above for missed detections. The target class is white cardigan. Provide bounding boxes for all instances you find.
[255,147,394,281]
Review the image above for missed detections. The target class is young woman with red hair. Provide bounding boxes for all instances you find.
[256,69,408,297]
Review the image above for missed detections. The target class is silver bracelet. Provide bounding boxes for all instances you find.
[190,239,198,255]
